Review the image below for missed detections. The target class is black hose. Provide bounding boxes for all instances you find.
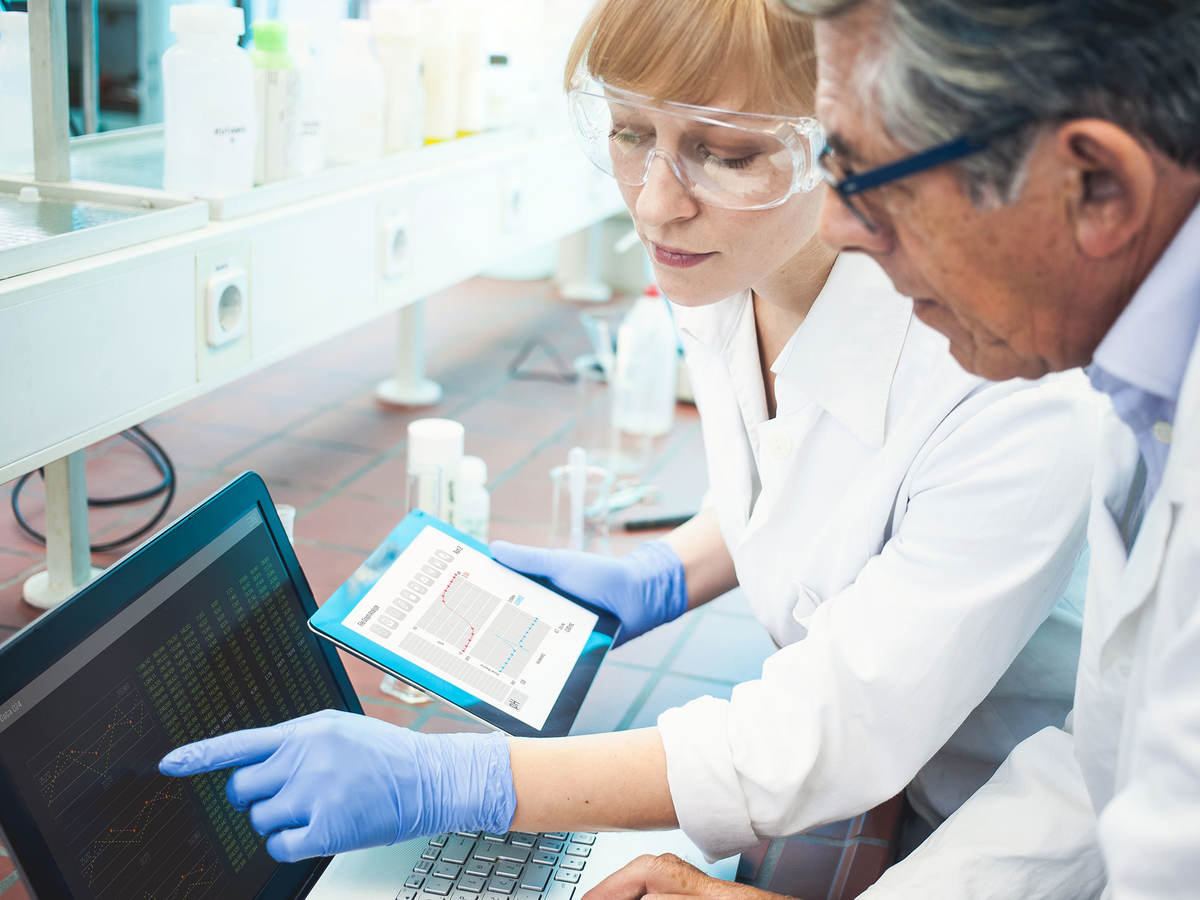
[10,426,177,554]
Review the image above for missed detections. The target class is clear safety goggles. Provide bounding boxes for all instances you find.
[567,72,825,211]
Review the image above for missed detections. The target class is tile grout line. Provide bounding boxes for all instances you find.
[259,366,521,522]
[753,838,787,890]
[612,607,710,732]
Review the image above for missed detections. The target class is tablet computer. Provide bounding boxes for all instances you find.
[308,511,620,738]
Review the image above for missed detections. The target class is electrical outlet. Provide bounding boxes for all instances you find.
[195,242,252,380]
[501,176,525,233]
[206,265,248,347]
[380,211,409,279]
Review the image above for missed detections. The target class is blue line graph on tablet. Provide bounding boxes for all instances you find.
[473,604,551,678]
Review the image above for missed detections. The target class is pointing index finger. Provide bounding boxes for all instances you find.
[159,722,288,776]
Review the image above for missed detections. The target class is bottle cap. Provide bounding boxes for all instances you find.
[459,456,488,487]
[169,4,245,37]
[252,20,289,53]
[407,419,465,470]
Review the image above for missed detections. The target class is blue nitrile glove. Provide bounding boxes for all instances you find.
[158,709,515,863]
[490,540,686,646]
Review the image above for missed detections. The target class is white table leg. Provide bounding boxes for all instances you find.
[375,301,443,407]
[23,452,102,609]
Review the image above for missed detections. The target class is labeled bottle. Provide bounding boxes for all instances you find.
[418,0,461,143]
[325,19,386,164]
[161,5,255,195]
[484,53,513,130]
[453,456,490,543]
[456,3,487,136]
[250,21,300,184]
[0,12,34,175]
[288,21,326,176]
[611,284,679,473]
[372,1,425,152]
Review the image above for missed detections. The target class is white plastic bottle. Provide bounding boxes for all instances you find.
[456,3,487,136]
[453,456,490,543]
[288,22,326,176]
[250,20,300,184]
[611,284,679,471]
[0,12,34,175]
[161,5,255,195]
[484,53,513,130]
[325,19,386,164]
[372,1,425,152]
[418,0,461,143]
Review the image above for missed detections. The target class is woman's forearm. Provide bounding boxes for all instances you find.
[665,507,739,609]
[508,728,677,831]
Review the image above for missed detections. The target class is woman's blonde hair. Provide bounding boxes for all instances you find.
[564,0,817,115]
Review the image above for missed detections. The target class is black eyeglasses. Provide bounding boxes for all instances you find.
[818,113,1032,232]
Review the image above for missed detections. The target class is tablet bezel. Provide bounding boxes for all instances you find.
[309,510,621,738]
[0,472,357,900]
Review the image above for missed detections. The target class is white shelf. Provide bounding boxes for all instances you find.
[67,124,567,220]
[1,122,625,483]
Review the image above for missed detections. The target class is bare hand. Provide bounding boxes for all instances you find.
[582,853,800,900]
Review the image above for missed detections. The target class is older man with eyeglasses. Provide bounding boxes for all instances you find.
[582,1,1200,897]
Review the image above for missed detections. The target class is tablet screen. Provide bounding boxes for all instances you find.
[340,524,599,730]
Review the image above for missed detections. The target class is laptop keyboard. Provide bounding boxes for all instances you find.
[397,830,596,900]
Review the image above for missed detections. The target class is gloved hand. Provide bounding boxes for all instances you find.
[159,709,515,863]
[490,540,686,646]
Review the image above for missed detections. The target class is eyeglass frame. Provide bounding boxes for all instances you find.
[817,113,1033,232]
[566,73,827,211]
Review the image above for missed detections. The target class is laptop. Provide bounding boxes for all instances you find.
[0,473,737,899]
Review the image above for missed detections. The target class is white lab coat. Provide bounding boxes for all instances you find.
[860,270,1200,898]
[656,254,1106,860]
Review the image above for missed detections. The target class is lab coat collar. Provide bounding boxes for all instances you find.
[672,254,911,448]
[1091,202,1200,403]
[771,253,912,448]
[673,289,751,357]
[1095,204,1200,664]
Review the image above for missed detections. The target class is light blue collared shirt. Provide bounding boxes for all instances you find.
[1087,202,1200,500]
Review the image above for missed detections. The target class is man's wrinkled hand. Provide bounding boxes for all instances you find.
[582,853,800,900]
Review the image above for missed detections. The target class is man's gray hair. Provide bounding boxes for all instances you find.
[785,0,1200,201]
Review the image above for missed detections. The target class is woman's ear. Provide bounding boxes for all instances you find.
[1053,119,1156,259]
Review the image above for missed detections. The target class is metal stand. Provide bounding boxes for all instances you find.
[29,0,71,183]
[23,452,103,609]
[375,301,443,407]
[80,0,100,135]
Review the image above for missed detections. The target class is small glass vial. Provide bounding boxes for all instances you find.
[453,456,490,543]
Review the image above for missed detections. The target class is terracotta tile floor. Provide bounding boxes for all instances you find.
[0,277,897,899]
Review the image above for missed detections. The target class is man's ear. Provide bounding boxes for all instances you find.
[1054,119,1156,259]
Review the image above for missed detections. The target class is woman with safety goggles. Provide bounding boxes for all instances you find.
[159,0,1101,870]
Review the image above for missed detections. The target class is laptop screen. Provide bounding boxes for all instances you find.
[0,505,346,900]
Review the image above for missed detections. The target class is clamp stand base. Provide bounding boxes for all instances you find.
[23,566,104,610]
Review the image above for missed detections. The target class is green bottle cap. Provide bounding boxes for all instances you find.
[253,20,287,51]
